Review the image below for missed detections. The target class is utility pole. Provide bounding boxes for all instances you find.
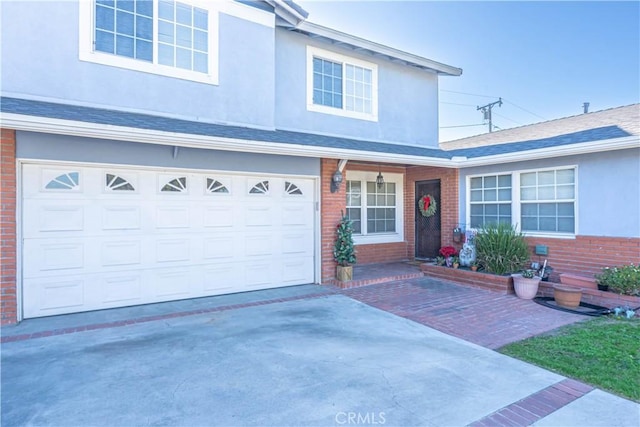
[477,97,502,133]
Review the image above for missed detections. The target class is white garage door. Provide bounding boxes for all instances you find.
[21,163,316,318]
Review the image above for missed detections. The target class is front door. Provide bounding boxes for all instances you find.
[415,180,441,259]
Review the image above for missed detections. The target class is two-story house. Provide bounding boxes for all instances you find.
[2,1,638,326]
[0,0,463,323]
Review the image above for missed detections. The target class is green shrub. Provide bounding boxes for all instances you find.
[596,264,640,296]
[475,222,530,275]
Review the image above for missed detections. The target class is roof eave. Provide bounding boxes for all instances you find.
[456,135,640,168]
[0,113,455,168]
[265,0,308,27]
[293,21,462,76]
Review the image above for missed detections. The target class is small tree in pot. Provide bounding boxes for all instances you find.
[334,212,357,281]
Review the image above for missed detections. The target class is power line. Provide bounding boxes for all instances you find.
[440,123,487,129]
[502,99,546,120]
[440,101,477,107]
[441,89,498,99]
[493,112,524,126]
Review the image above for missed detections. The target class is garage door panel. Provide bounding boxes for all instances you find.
[22,163,317,318]
[101,240,142,267]
[156,238,191,263]
[102,205,142,230]
[155,206,190,229]
[100,275,143,304]
[282,257,314,284]
[152,269,191,298]
[282,233,313,255]
[203,236,236,260]
[202,264,241,292]
[23,278,85,318]
[203,205,235,228]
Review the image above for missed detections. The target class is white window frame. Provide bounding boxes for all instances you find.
[79,0,220,85]
[346,171,403,245]
[306,46,379,122]
[466,165,578,239]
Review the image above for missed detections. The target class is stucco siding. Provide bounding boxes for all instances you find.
[1,1,276,128]
[274,29,439,147]
[458,148,640,238]
[16,132,320,176]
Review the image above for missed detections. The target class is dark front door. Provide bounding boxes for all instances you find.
[415,180,441,259]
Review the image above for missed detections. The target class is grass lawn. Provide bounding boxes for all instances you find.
[499,317,640,402]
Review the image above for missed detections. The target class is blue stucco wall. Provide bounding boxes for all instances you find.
[458,148,640,238]
[16,132,320,176]
[274,29,440,147]
[1,1,276,128]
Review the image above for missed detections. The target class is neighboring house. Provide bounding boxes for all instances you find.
[0,1,638,325]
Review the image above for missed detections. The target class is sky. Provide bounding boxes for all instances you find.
[296,1,640,142]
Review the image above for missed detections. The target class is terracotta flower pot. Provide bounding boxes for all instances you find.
[511,274,541,300]
[554,285,582,308]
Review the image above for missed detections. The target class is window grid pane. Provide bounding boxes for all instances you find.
[95,0,153,61]
[158,0,209,72]
[312,57,343,109]
[366,181,396,233]
[96,0,209,72]
[346,181,362,234]
[469,174,512,228]
[344,64,373,114]
[519,168,575,233]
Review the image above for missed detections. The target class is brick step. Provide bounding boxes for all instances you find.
[330,272,424,289]
[421,264,514,294]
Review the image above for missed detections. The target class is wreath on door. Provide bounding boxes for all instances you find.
[418,194,437,217]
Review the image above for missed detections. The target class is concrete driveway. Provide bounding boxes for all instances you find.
[2,290,638,426]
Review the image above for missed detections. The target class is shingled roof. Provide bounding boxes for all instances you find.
[440,104,640,150]
[1,97,637,166]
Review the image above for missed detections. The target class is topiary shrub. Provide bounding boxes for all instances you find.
[595,264,640,296]
[475,222,530,275]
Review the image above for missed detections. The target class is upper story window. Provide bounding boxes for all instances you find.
[467,167,576,237]
[80,0,219,84]
[307,46,378,122]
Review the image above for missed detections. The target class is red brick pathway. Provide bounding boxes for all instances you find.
[343,277,587,349]
[469,379,595,427]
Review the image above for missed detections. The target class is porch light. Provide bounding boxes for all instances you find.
[376,168,384,189]
[330,170,343,193]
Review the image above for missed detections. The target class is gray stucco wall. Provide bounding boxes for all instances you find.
[1,1,276,128]
[458,148,640,238]
[16,132,320,176]
[274,29,440,147]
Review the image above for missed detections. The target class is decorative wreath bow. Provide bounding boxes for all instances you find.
[418,194,437,217]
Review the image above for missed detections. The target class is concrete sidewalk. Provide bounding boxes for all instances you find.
[2,282,638,426]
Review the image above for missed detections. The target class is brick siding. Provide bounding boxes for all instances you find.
[1,128,17,325]
[525,235,640,280]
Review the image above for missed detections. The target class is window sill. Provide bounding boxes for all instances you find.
[522,232,576,240]
[354,233,404,245]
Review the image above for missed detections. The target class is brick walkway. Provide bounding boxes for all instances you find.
[343,276,587,349]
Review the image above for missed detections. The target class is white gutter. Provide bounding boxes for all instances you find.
[3,113,637,169]
[452,135,640,167]
[0,113,454,167]
[296,21,462,77]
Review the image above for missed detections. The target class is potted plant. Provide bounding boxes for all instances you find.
[435,256,446,266]
[511,269,541,300]
[333,212,356,281]
[470,261,479,272]
[439,246,458,268]
[451,256,460,269]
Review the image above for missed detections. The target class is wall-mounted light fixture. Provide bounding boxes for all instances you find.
[330,159,349,193]
[376,166,384,189]
[330,170,343,193]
